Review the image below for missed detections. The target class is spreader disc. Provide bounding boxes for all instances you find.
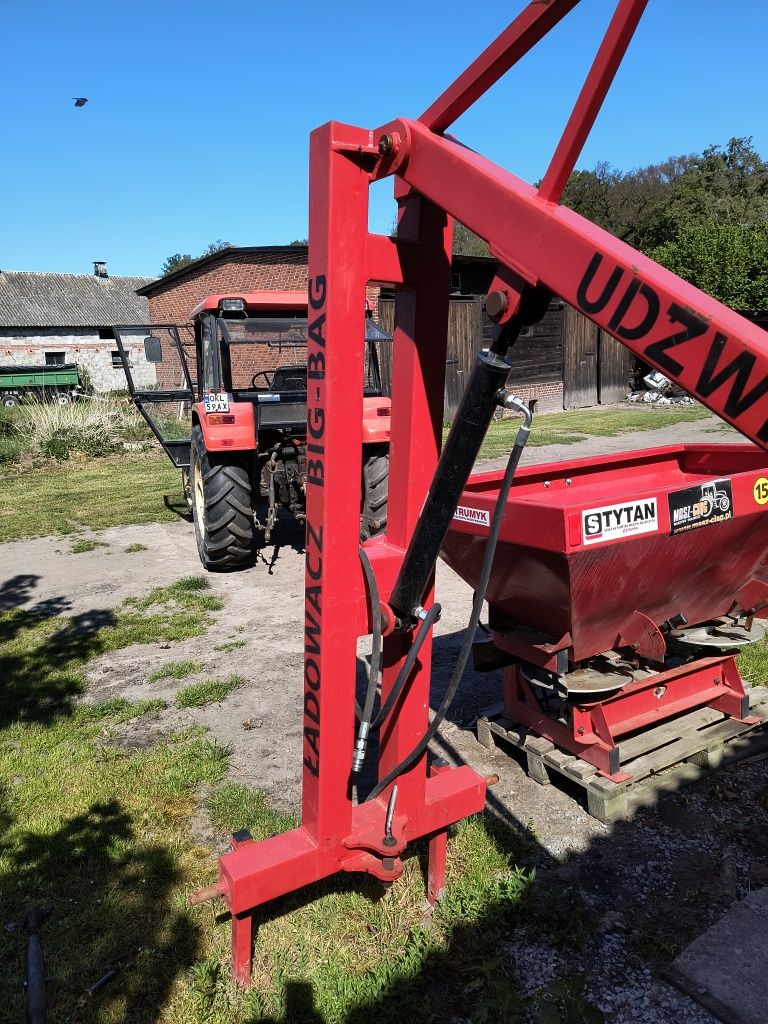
[520,663,630,702]
[674,618,766,648]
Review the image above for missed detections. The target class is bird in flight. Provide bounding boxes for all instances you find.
[73,97,88,108]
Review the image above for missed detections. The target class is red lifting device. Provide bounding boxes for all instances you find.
[191,0,768,983]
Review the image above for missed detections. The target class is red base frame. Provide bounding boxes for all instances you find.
[503,655,760,782]
[224,764,483,984]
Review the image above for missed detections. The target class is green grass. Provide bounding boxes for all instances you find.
[0,565,590,1023]
[75,696,168,723]
[125,542,149,553]
[734,635,768,688]
[474,405,711,459]
[126,576,224,617]
[184,785,537,1024]
[0,408,716,542]
[176,675,246,708]
[0,451,185,541]
[212,639,247,653]
[0,580,227,1021]
[70,538,109,554]
[149,659,205,683]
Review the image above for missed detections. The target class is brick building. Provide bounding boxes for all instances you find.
[139,245,630,415]
[138,246,309,325]
[0,264,155,391]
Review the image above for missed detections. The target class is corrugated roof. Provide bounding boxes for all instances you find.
[0,271,152,328]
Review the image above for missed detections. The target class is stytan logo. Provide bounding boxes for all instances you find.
[582,498,658,545]
[454,505,490,527]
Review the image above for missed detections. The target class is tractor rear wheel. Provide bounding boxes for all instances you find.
[190,424,254,570]
[360,443,389,540]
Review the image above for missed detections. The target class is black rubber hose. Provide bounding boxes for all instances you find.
[370,602,442,732]
[352,547,384,770]
[365,403,531,802]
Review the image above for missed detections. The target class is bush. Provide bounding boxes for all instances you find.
[0,405,22,438]
[0,436,22,466]
[75,362,95,396]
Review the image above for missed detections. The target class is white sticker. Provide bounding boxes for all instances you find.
[204,391,229,413]
[454,505,490,527]
[582,498,658,545]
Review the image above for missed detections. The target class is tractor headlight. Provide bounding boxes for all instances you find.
[219,297,246,313]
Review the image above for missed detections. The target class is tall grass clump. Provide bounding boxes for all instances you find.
[13,396,152,461]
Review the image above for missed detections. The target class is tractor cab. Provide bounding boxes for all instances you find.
[115,291,389,468]
[115,290,391,568]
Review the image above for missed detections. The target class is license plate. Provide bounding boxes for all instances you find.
[204,391,229,413]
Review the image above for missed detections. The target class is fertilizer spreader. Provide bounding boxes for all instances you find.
[443,444,768,780]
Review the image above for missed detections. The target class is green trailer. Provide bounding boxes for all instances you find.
[0,363,81,407]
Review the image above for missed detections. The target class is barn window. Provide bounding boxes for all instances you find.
[99,328,114,340]
[45,351,65,365]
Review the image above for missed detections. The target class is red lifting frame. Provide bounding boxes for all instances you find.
[197,0,768,984]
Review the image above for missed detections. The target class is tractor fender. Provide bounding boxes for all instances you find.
[192,400,257,452]
[361,396,391,444]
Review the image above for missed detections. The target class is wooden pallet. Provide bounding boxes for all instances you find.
[477,686,768,823]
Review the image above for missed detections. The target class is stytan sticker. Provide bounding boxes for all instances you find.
[668,478,733,535]
[454,505,490,528]
[582,498,658,545]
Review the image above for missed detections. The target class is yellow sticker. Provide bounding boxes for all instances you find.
[754,477,768,505]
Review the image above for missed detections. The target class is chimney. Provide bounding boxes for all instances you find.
[93,261,108,279]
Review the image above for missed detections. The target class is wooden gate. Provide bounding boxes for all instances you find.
[563,305,598,408]
[598,330,632,404]
[377,296,481,422]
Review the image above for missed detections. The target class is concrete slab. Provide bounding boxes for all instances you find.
[667,888,768,1024]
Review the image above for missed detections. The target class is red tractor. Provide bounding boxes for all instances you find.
[115,291,391,569]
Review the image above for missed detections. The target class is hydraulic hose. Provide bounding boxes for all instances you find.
[366,395,532,802]
[371,602,442,731]
[353,546,384,770]
[353,596,440,773]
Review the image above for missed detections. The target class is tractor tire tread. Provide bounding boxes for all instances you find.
[360,445,389,540]
[190,424,255,570]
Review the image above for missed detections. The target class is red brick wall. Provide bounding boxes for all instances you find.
[147,251,309,325]
[146,251,382,325]
[147,252,381,392]
[510,381,564,414]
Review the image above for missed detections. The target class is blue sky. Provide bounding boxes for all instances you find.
[2,1,766,279]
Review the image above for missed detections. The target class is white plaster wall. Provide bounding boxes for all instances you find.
[0,328,157,392]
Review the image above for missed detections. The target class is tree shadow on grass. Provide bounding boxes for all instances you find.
[0,799,201,1023]
[0,606,117,730]
[0,601,208,1022]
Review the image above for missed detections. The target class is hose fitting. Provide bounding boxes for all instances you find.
[352,720,370,774]
[495,389,533,440]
